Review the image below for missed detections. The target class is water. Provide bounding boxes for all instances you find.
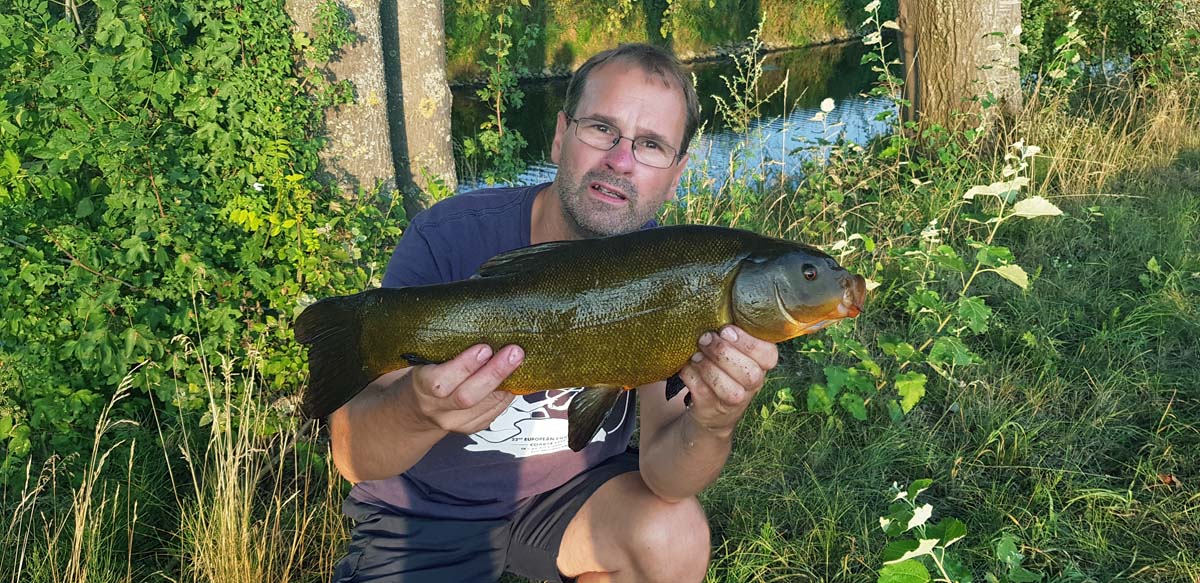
[451,40,899,193]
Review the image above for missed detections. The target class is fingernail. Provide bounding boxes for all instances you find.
[477,346,493,362]
[699,332,713,346]
[721,327,739,342]
[508,346,524,364]
[691,351,703,362]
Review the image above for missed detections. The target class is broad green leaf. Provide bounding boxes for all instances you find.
[877,559,931,583]
[991,264,1029,289]
[956,296,992,333]
[884,538,939,564]
[907,479,933,501]
[925,518,967,547]
[807,383,833,414]
[894,372,927,413]
[1011,196,1062,218]
[929,337,977,367]
[0,414,12,438]
[932,245,966,272]
[975,244,1015,267]
[839,393,867,421]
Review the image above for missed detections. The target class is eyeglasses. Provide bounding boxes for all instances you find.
[565,115,680,169]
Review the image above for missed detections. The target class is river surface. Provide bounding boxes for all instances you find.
[451,39,900,193]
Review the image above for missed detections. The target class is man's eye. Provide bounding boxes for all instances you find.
[588,122,613,134]
[637,138,662,150]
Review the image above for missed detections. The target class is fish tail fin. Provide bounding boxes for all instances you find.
[294,293,371,419]
[567,386,626,452]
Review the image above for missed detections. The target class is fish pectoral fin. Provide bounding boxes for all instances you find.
[664,373,687,401]
[400,353,440,366]
[567,386,625,452]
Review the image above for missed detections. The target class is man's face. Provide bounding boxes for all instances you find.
[550,61,690,239]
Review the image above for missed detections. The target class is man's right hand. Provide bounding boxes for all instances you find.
[398,344,525,435]
[328,343,524,483]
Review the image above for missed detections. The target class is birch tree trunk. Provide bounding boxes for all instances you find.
[383,0,457,219]
[899,0,1022,131]
[286,0,397,199]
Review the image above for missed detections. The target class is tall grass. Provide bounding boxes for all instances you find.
[1,340,348,583]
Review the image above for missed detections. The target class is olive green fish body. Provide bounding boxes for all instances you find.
[295,225,866,449]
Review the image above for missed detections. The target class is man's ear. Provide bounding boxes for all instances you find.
[668,151,690,191]
[550,111,568,165]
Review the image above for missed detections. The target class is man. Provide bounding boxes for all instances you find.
[330,43,778,583]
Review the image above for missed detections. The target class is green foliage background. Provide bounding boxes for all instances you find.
[0,0,400,472]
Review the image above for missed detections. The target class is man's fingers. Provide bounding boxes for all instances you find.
[717,326,779,371]
[697,331,765,391]
[417,344,494,398]
[451,344,525,409]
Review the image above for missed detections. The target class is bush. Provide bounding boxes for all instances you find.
[0,0,400,474]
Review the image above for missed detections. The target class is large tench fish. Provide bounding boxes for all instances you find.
[295,224,866,451]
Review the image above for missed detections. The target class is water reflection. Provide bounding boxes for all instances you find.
[452,40,899,193]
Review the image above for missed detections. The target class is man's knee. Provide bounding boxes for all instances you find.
[627,495,711,581]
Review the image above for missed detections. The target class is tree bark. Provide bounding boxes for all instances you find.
[286,0,397,199]
[384,0,457,220]
[898,0,1022,131]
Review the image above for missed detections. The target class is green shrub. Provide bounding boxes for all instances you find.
[0,0,400,475]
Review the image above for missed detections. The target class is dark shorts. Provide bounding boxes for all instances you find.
[331,450,641,583]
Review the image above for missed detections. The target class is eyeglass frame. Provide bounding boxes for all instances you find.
[563,114,682,169]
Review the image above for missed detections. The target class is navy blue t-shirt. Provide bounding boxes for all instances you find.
[350,183,639,519]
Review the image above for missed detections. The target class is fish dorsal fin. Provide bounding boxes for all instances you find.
[473,240,578,279]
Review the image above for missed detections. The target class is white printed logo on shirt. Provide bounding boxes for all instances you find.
[463,388,628,457]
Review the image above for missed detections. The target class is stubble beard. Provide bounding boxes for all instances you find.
[557,168,659,239]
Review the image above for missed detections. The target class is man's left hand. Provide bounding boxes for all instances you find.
[677,325,779,437]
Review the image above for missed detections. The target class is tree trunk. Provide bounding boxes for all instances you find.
[898,0,1022,131]
[286,0,397,200]
[383,0,457,220]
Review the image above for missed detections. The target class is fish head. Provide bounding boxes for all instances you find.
[731,245,866,342]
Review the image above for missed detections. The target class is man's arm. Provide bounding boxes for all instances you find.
[328,344,524,483]
[636,326,778,502]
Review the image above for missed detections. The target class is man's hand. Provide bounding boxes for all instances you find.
[398,344,525,435]
[676,326,779,437]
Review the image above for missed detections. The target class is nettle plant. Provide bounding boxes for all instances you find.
[878,479,1041,583]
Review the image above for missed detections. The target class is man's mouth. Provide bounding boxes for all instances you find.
[590,182,628,202]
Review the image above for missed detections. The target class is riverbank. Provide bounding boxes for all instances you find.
[445,0,888,84]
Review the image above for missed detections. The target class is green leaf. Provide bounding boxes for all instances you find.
[75,197,94,218]
[931,245,966,272]
[839,392,867,420]
[929,337,977,367]
[925,518,967,547]
[991,264,1029,290]
[1011,196,1063,218]
[894,372,927,413]
[956,296,992,334]
[807,383,833,414]
[0,415,12,439]
[907,479,933,500]
[878,558,931,583]
[975,244,1015,267]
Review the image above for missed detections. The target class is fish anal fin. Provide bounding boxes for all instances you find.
[567,385,625,452]
[665,373,687,401]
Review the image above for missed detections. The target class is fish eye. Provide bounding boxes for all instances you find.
[802,264,818,281]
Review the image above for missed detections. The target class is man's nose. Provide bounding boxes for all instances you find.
[603,137,637,174]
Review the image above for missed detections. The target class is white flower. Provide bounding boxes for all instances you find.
[820,98,836,113]
[252,182,264,192]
